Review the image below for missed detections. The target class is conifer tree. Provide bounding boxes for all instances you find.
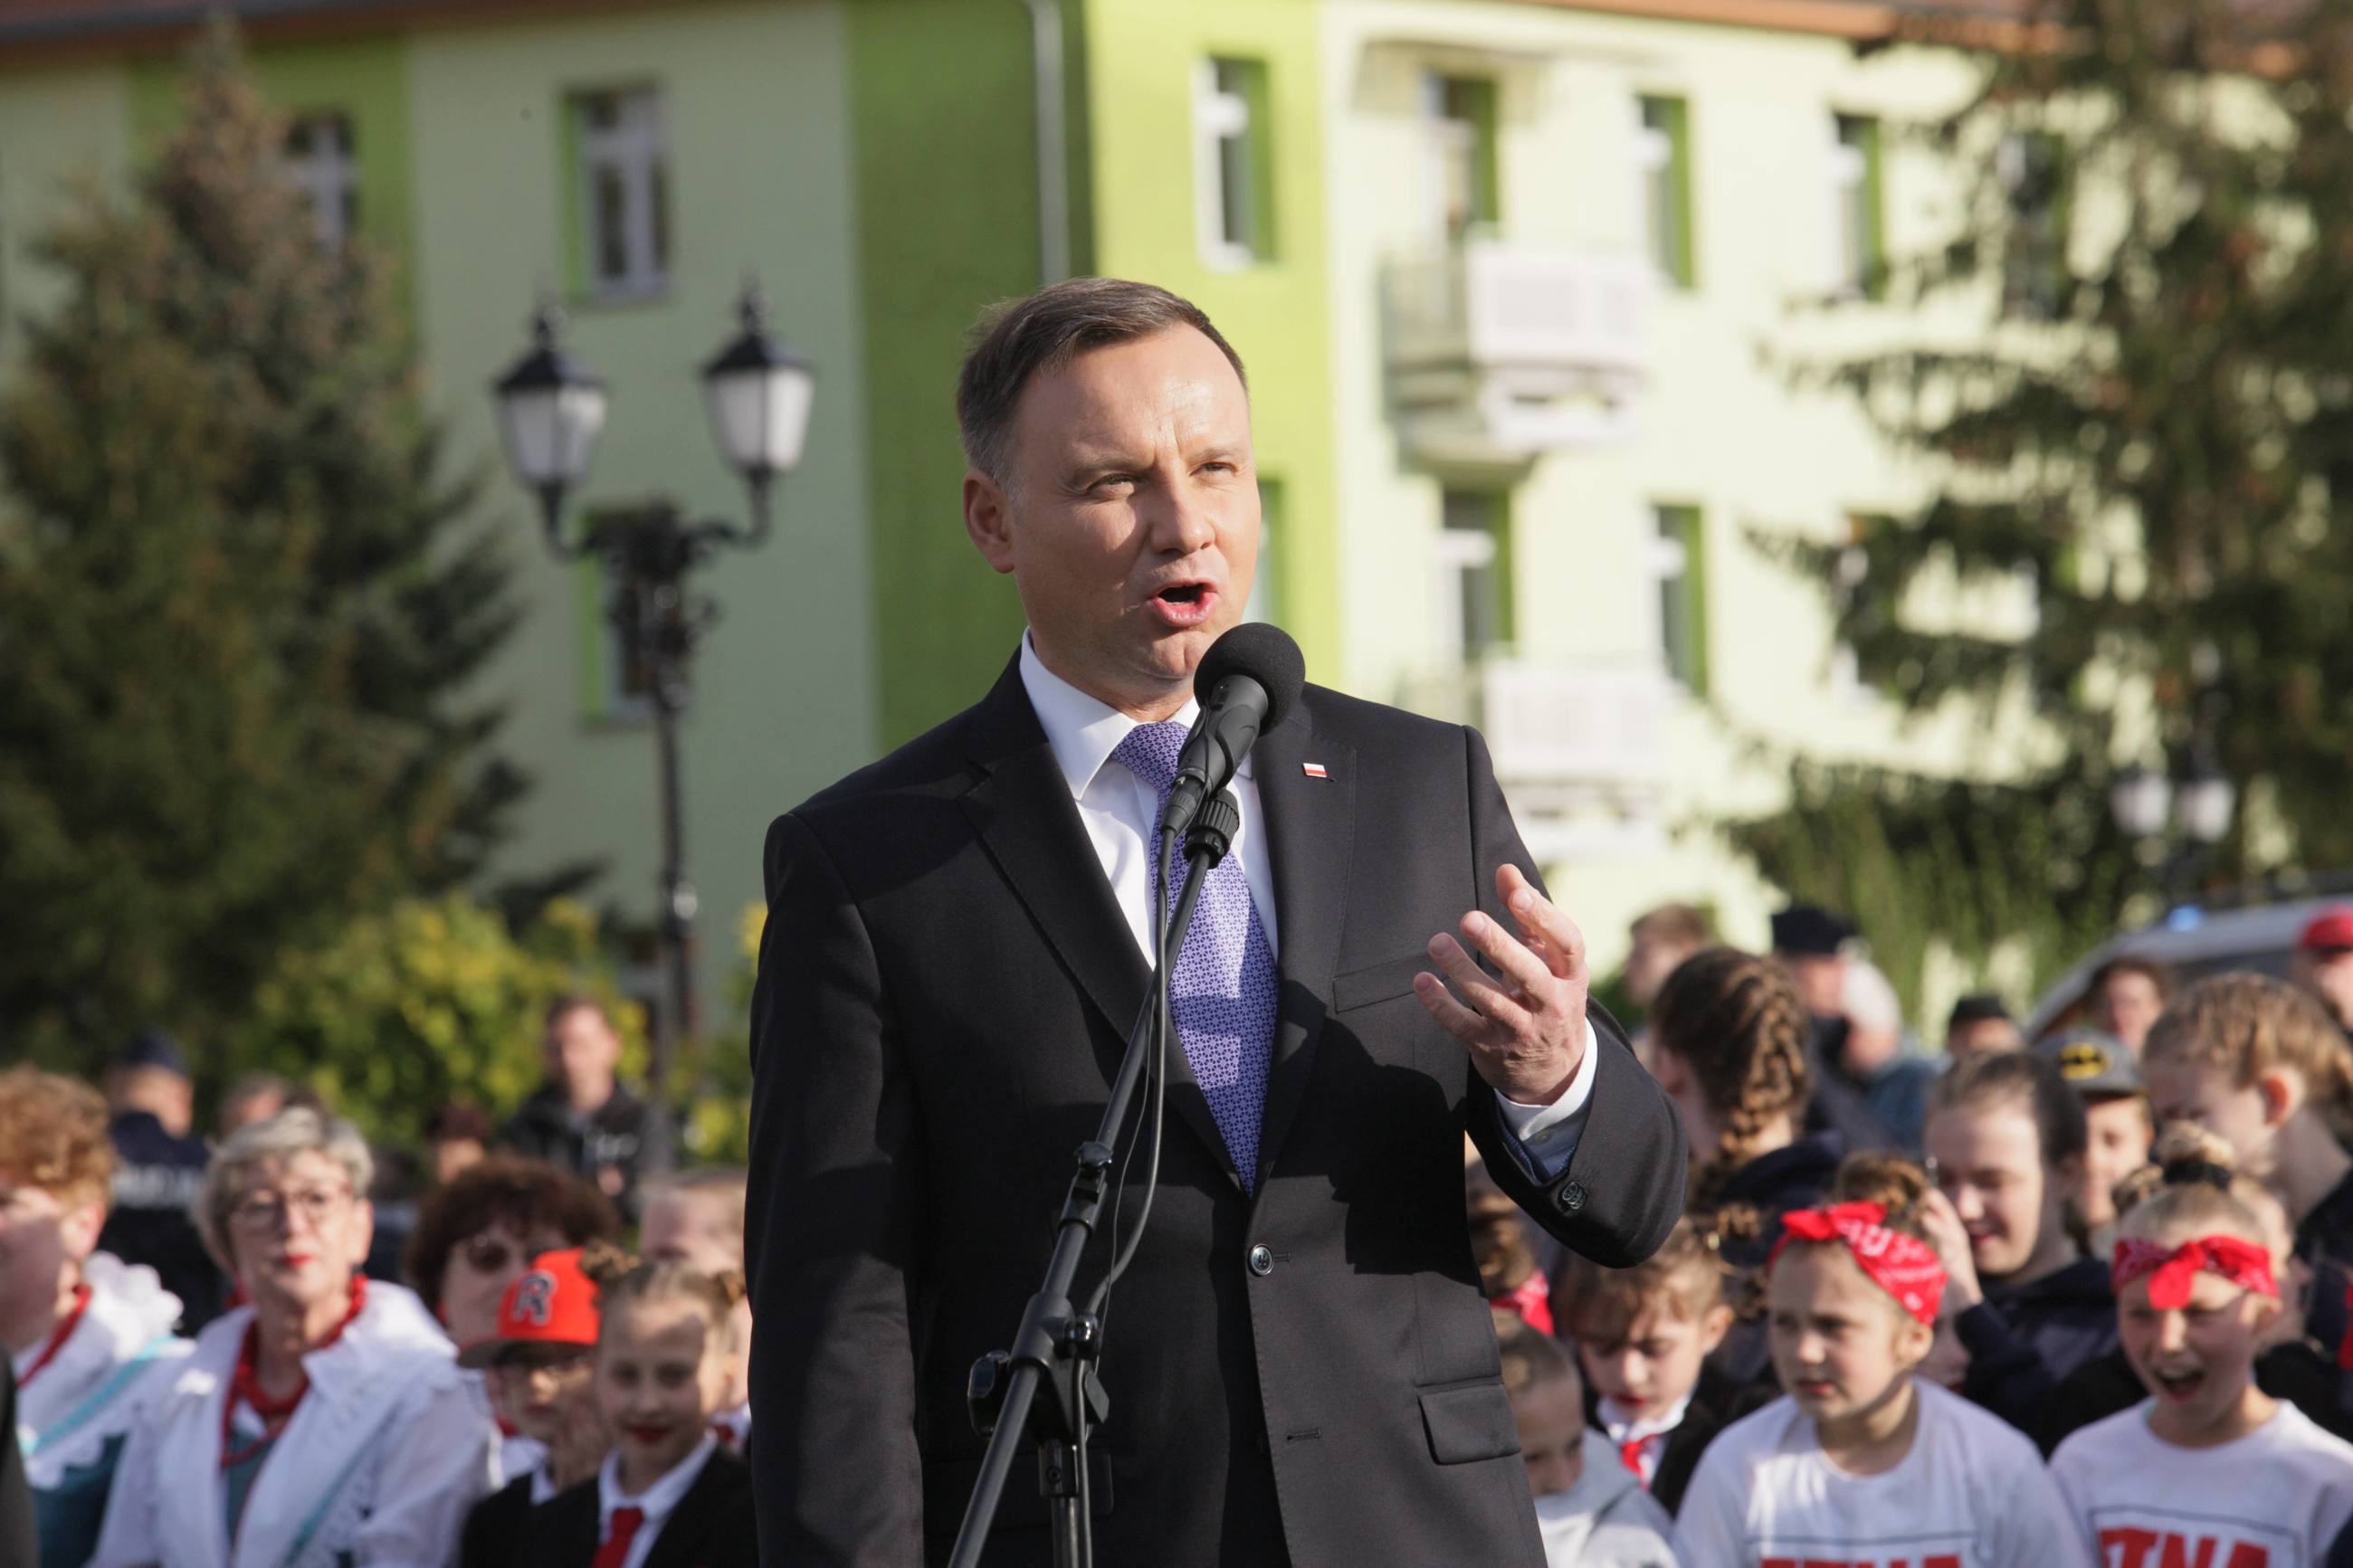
[0,26,520,1064]
[1733,0,2353,1006]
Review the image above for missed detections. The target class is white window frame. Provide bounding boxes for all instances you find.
[1435,493,1506,667]
[1195,59,1258,270]
[1830,114,1871,297]
[1829,540,1871,704]
[285,113,358,252]
[1423,71,1484,243]
[579,87,670,301]
[1647,508,1695,689]
[1634,97,1676,284]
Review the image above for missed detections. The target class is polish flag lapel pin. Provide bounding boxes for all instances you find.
[1301,762,1329,779]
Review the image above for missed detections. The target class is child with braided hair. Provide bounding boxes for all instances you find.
[1674,1154,2081,1568]
[2050,1145,2353,1566]
[1645,948,1839,1393]
[539,1250,757,1568]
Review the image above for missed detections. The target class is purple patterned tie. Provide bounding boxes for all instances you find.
[1111,721,1276,1193]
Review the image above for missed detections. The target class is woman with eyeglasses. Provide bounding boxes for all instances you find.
[90,1108,493,1568]
[400,1155,619,1486]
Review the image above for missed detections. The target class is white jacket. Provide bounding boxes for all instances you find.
[1536,1430,1682,1568]
[89,1280,494,1568]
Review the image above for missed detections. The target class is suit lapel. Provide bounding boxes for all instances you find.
[960,657,1239,1188]
[639,1453,734,1568]
[1250,696,1356,1193]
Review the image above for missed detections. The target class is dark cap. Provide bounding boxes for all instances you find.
[1769,905,1856,958]
[1947,993,2013,1030]
[2035,1027,2143,1099]
[111,1029,187,1079]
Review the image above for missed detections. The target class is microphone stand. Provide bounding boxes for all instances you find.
[948,791,1244,1568]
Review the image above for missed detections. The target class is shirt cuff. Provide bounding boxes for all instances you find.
[1493,1016,1600,1180]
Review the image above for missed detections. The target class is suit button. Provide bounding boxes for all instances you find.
[1557,1181,1587,1215]
[1247,1243,1274,1277]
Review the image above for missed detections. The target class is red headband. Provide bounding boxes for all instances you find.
[1768,1202,1947,1326]
[2110,1235,2276,1310]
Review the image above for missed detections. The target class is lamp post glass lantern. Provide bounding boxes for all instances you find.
[492,307,608,532]
[2178,769,2236,846]
[2109,765,2172,842]
[700,285,816,507]
[490,287,809,1173]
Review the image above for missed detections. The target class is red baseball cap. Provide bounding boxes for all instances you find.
[456,1247,602,1368]
[2301,906,2353,955]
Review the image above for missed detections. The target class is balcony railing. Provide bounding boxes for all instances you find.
[1405,657,1669,860]
[1384,242,1651,465]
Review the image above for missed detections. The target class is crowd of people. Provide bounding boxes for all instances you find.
[1477,900,2353,1565]
[14,905,2353,1566]
[3,996,758,1568]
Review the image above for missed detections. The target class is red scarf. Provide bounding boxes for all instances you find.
[220,1276,367,1469]
[1769,1202,1947,1325]
[1491,1270,1554,1336]
[16,1284,91,1390]
[2110,1234,2275,1311]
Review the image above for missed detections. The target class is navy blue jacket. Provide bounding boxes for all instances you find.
[1953,1256,2118,1438]
[1702,1132,1844,1396]
[95,1111,220,1331]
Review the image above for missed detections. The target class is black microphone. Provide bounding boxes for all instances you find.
[1161,623,1306,840]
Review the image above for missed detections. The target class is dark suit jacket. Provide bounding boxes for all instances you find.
[746,659,1686,1568]
[462,1475,538,1568]
[538,1449,758,1568]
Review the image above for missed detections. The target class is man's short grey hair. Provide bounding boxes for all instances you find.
[956,277,1248,488]
[196,1106,374,1263]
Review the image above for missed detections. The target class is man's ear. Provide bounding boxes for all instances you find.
[963,470,1018,575]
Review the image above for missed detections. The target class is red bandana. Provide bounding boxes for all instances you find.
[1768,1202,1947,1325]
[1491,1271,1554,1336]
[2110,1234,2276,1310]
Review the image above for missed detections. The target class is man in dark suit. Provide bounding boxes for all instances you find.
[747,279,1686,1568]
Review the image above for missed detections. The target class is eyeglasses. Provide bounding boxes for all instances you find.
[228,1185,351,1233]
[459,1232,566,1276]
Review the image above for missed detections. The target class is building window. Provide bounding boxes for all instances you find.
[575,87,670,301]
[1652,503,1709,695]
[1832,113,1885,299]
[1999,131,2067,318]
[1425,72,1500,242]
[1196,58,1272,267]
[1436,489,1511,664]
[1637,94,1694,290]
[1245,476,1282,624]
[285,113,358,251]
[1830,513,1886,702]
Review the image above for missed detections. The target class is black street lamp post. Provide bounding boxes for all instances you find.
[2109,656,2237,913]
[491,287,814,1174]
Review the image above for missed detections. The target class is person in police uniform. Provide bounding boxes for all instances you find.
[94,1031,220,1331]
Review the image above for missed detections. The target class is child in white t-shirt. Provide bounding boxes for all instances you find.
[2050,1169,2353,1566]
[1675,1155,2084,1568]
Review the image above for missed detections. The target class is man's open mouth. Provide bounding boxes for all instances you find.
[1148,582,1217,626]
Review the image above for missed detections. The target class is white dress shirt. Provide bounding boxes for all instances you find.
[1016,636,1596,1177]
[597,1433,719,1568]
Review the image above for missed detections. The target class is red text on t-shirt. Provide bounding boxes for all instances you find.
[2098,1528,2270,1568]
